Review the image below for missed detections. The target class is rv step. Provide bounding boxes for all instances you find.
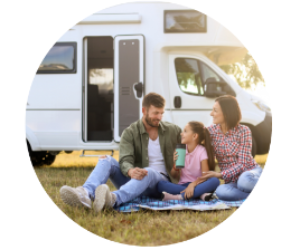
[80,150,114,157]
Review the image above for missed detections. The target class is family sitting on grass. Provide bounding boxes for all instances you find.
[60,92,262,212]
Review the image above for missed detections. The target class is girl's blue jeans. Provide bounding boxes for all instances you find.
[215,166,263,201]
[82,156,168,207]
[157,177,220,199]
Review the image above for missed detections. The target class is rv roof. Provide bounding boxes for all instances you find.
[77,14,141,25]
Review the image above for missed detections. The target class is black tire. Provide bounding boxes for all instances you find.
[27,141,56,167]
[44,152,56,165]
[251,136,257,158]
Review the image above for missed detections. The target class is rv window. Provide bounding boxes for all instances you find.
[175,58,204,96]
[164,10,206,33]
[37,42,76,74]
[200,63,222,84]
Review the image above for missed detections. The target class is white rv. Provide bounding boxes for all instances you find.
[26,2,272,166]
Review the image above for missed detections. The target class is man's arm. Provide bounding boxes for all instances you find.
[176,125,182,144]
[119,129,135,177]
[118,128,148,179]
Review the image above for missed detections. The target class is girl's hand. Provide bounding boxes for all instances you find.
[180,183,196,199]
[202,171,222,179]
[173,150,178,164]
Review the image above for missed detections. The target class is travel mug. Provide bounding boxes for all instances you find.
[175,144,186,169]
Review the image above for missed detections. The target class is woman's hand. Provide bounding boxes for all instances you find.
[202,171,222,179]
[180,183,196,199]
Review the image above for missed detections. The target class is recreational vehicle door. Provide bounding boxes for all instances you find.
[113,35,144,142]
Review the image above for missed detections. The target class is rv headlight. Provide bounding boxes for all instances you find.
[252,99,271,113]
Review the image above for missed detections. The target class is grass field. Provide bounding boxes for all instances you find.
[34,151,268,246]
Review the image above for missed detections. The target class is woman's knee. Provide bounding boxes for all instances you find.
[215,185,227,198]
[215,183,236,200]
[237,171,260,193]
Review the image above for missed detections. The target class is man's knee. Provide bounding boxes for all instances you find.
[140,168,161,187]
[98,155,111,162]
[142,168,156,180]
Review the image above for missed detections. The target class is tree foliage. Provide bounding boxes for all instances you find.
[219,53,264,89]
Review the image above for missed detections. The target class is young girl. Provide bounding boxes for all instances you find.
[157,121,220,201]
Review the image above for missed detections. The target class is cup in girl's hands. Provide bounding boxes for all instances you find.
[175,144,186,169]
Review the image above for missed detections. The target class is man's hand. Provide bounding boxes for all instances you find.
[128,167,148,180]
[180,183,196,199]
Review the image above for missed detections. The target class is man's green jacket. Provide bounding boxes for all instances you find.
[119,119,182,184]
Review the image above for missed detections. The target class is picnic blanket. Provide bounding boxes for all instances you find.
[114,196,245,212]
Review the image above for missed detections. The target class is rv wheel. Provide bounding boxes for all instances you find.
[44,152,56,165]
[30,151,46,167]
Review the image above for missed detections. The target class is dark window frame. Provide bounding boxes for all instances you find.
[164,10,207,33]
[37,42,77,74]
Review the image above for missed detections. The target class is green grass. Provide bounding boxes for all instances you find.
[34,151,268,246]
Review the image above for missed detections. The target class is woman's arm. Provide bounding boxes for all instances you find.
[194,159,222,185]
[221,126,253,183]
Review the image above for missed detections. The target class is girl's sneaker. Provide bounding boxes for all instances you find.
[200,192,218,201]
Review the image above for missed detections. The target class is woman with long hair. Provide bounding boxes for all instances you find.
[201,95,263,201]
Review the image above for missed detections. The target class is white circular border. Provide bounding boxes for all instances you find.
[2,0,299,249]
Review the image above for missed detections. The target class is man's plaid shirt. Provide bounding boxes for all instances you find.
[207,124,258,183]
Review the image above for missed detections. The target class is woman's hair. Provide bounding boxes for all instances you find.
[215,95,242,130]
[188,121,215,171]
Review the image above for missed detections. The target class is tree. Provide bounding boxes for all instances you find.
[219,53,265,89]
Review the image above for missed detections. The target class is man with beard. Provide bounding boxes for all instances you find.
[60,93,182,212]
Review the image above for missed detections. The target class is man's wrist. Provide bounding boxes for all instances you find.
[127,168,133,177]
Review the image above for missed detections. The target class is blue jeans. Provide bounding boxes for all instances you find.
[215,166,263,201]
[82,156,168,207]
[157,177,220,199]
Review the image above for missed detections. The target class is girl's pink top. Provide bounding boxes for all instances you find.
[178,144,208,184]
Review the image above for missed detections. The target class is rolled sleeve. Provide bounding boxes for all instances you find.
[221,164,243,183]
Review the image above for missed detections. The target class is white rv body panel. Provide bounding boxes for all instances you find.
[26,2,271,158]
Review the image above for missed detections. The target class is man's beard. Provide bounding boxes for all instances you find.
[145,113,160,127]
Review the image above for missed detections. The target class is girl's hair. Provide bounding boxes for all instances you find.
[215,95,242,130]
[188,121,215,171]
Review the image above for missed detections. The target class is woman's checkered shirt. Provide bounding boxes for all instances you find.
[207,124,259,183]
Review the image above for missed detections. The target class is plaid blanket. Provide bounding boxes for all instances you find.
[114,196,244,212]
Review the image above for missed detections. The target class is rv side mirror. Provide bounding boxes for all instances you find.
[204,80,227,98]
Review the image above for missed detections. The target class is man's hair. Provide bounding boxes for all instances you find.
[215,95,242,130]
[142,92,165,109]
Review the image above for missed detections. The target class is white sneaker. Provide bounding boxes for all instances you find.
[60,186,92,209]
[94,184,116,212]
